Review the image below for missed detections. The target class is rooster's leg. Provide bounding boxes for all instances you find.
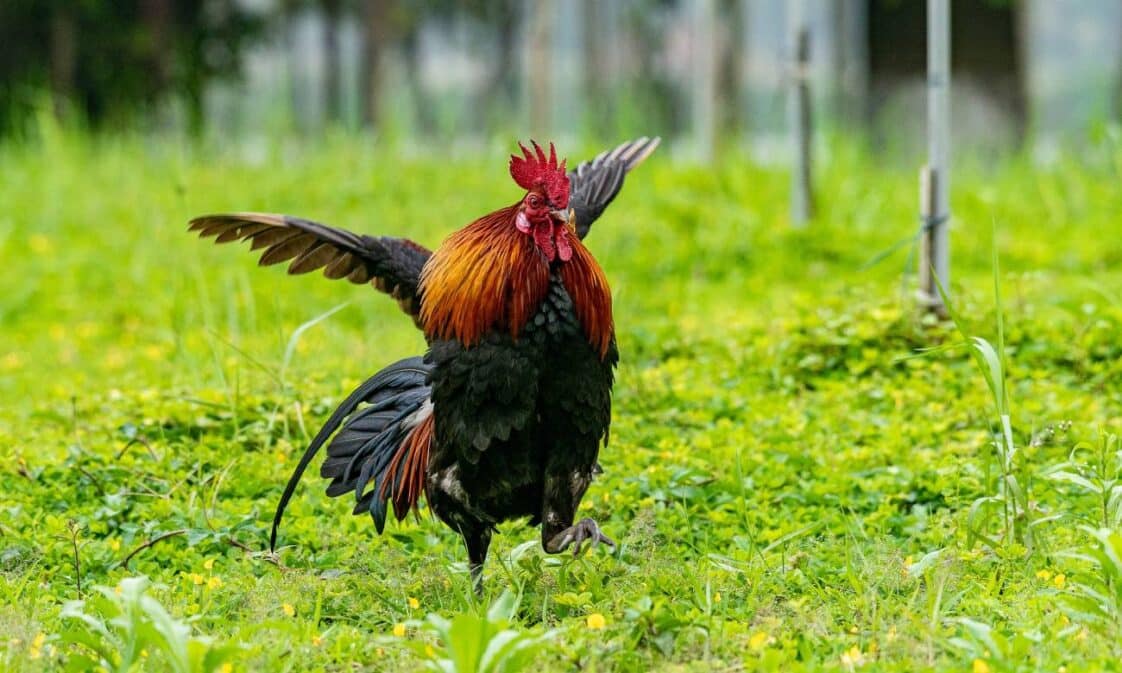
[462,526,492,596]
[429,463,495,594]
[540,465,614,556]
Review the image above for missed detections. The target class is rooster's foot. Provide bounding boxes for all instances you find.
[546,518,615,556]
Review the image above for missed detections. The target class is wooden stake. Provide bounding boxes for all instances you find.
[789,17,813,226]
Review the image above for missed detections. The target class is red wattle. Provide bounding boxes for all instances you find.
[555,227,572,262]
[534,223,556,261]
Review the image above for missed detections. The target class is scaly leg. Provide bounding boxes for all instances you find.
[463,526,492,596]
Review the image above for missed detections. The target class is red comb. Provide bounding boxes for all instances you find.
[509,140,569,209]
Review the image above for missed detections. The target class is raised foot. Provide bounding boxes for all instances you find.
[546,518,615,557]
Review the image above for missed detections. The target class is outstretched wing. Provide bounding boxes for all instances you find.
[188,213,431,324]
[567,136,661,239]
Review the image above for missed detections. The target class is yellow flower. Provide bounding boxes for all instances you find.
[749,631,769,651]
[109,539,121,551]
[713,591,721,603]
[188,573,205,585]
[1036,569,1053,581]
[425,645,436,657]
[886,625,897,642]
[972,659,991,673]
[904,555,914,566]
[28,632,46,660]
[1054,574,1066,590]
[312,634,323,646]
[204,558,215,570]
[586,613,606,630]
[219,664,233,673]
[1059,667,1067,673]
[282,603,295,617]
[1075,628,1088,642]
[29,234,53,254]
[393,623,406,637]
[849,625,859,634]
[207,576,222,589]
[408,597,420,609]
[840,644,864,668]
[376,647,385,657]
[276,451,287,464]
[114,584,124,595]
[1,352,23,370]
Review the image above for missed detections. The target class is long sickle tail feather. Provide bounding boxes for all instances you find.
[270,357,433,551]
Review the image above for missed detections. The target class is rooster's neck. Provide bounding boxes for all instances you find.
[418,204,613,356]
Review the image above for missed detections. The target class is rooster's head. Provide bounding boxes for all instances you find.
[510,140,573,262]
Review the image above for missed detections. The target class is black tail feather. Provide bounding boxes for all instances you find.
[270,356,432,551]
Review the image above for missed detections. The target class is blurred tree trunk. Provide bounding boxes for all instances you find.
[1116,9,1122,121]
[475,3,519,131]
[830,1,867,126]
[48,4,76,120]
[359,0,389,129]
[402,28,436,137]
[283,6,302,132]
[1116,57,1122,121]
[716,0,742,142]
[140,0,172,126]
[691,0,718,161]
[527,0,552,135]
[323,0,342,124]
[581,0,609,138]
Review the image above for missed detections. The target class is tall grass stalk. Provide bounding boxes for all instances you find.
[931,241,1035,551]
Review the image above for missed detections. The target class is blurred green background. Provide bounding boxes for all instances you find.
[3,1,1122,154]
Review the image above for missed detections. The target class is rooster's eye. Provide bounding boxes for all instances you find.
[527,195,541,208]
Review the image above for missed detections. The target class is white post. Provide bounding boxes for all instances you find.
[788,0,813,226]
[920,0,951,312]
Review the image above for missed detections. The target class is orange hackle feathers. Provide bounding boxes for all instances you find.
[559,233,614,358]
[510,141,570,208]
[419,205,552,346]
[381,411,434,521]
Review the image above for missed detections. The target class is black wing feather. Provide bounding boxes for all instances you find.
[568,137,661,239]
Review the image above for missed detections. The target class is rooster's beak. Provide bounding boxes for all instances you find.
[550,209,574,228]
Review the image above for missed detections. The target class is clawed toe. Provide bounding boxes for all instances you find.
[548,518,615,556]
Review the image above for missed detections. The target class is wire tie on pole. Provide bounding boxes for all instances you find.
[918,213,949,232]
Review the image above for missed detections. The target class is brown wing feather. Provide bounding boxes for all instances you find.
[188,212,432,326]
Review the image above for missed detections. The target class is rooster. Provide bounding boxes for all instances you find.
[188,137,659,587]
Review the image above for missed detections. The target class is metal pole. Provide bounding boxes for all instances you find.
[788,2,813,226]
[920,0,950,312]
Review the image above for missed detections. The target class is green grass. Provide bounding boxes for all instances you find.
[3,128,1122,671]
